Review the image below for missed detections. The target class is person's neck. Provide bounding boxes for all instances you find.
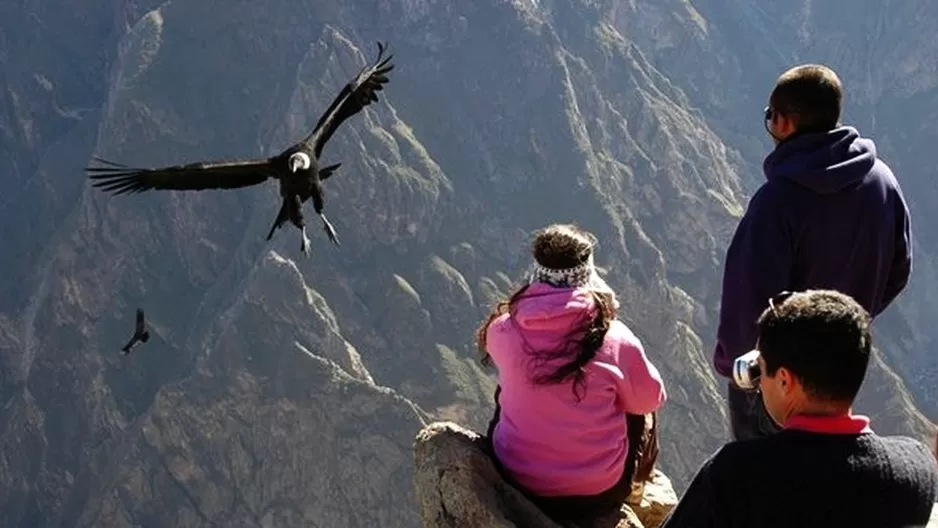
[782,399,872,434]
[774,126,837,148]
[787,399,851,420]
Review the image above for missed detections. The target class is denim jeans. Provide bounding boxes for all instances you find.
[727,381,782,441]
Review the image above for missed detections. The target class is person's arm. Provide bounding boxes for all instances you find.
[713,185,792,375]
[614,330,666,415]
[876,192,912,315]
[659,455,725,528]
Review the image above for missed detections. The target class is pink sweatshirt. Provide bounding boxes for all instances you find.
[487,283,667,496]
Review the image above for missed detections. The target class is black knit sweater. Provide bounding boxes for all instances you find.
[660,431,938,528]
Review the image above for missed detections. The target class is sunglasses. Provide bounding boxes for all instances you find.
[763,106,776,136]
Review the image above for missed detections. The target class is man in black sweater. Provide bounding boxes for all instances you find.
[661,290,937,528]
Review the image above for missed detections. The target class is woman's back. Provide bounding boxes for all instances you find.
[475,223,667,519]
[486,283,665,497]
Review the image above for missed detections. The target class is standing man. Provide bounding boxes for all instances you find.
[713,64,913,441]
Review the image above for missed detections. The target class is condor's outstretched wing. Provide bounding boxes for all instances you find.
[86,156,278,195]
[302,41,394,158]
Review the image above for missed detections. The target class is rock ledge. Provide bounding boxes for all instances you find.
[413,421,677,528]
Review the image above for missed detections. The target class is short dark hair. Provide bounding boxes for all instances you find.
[769,64,843,133]
[757,289,871,404]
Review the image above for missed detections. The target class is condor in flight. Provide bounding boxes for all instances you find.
[87,42,394,256]
[121,308,150,356]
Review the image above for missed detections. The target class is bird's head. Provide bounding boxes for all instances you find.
[288,152,311,173]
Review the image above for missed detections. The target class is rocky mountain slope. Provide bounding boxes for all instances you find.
[0,0,935,526]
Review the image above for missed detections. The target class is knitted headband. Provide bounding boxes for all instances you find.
[527,252,620,311]
[529,253,596,288]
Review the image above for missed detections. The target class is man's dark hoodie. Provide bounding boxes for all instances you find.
[713,126,912,377]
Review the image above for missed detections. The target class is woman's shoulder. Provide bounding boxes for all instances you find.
[484,313,516,347]
[605,319,643,347]
[484,313,518,365]
[487,312,513,333]
[596,320,646,364]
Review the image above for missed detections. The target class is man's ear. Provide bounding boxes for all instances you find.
[778,112,798,137]
[776,366,796,395]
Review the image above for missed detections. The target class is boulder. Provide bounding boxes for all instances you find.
[413,421,677,528]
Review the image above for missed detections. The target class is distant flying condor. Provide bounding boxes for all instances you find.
[87,42,394,256]
[121,308,150,356]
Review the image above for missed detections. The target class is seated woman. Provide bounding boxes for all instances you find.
[477,223,667,523]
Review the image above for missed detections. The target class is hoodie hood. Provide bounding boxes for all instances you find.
[511,283,596,335]
[763,126,877,194]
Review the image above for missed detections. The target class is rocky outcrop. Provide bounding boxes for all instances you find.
[413,421,676,528]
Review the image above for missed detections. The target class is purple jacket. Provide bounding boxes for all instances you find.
[713,126,912,377]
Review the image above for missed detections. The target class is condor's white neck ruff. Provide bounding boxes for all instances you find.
[289,152,311,171]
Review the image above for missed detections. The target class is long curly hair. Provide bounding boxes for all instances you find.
[476,224,617,399]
